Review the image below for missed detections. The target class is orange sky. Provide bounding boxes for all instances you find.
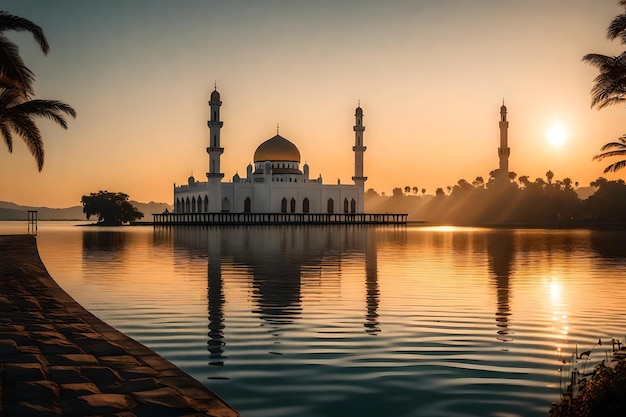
[2,1,626,207]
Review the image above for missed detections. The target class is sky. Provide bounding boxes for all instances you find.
[2,0,626,207]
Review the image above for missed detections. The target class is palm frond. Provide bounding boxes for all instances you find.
[598,136,626,150]
[0,35,35,97]
[0,11,49,54]
[9,99,77,128]
[0,120,12,152]
[593,149,626,160]
[7,113,43,170]
[608,13,626,42]
[603,159,626,173]
[583,53,618,67]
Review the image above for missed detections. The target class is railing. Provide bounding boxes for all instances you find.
[152,212,407,225]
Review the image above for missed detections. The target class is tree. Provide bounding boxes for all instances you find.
[593,134,626,173]
[546,170,554,184]
[518,175,530,188]
[421,188,426,195]
[0,11,76,171]
[81,191,144,226]
[583,1,626,110]
[404,186,411,194]
[412,186,418,195]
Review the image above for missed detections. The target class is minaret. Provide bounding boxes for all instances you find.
[206,86,224,212]
[498,101,510,179]
[352,104,367,212]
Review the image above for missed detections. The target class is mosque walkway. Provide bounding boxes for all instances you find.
[0,235,239,417]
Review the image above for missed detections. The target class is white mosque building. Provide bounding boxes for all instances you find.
[172,88,368,215]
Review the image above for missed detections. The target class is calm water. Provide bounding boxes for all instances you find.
[3,222,626,417]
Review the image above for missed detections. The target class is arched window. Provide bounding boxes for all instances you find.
[303,198,310,213]
[185,197,190,213]
[327,198,334,213]
[343,198,349,213]
[351,199,356,213]
[281,197,288,213]
[204,195,209,212]
[175,198,181,212]
[244,197,251,213]
[290,198,296,213]
[221,197,230,213]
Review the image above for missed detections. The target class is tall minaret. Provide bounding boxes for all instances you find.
[206,86,224,212]
[352,104,367,212]
[498,101,510,179]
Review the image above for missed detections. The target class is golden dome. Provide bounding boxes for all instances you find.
[254,134,301,162]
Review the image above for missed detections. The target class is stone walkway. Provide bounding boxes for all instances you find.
[0,235,240,417]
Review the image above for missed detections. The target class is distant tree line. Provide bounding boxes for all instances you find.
[366,171,626,225]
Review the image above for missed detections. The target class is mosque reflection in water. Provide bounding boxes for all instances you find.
[148,226,529,367]
[152,226,381,366]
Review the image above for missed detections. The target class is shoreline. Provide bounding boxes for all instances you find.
[0,235,239,416]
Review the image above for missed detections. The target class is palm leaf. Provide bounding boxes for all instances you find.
[608,13,626,42]
[0,11,49,54]
[9,99,77,128]
[7,113,44,170]
[583,53,618,67]
[603,159,626,173]
[593,149,626,160]
[0,35,35,96]
[0,120,12,152]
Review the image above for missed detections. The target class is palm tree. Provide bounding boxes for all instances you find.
[0,11,75,171]
[0,11,49,97]
[518,175,530,188]
[593,134,626,173]
[582,2,626,109]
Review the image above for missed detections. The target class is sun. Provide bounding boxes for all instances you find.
[547,124,568,147]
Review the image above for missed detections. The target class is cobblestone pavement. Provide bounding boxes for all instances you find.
[0,235,240,417]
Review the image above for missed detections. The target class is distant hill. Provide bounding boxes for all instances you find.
[0,201,172,221]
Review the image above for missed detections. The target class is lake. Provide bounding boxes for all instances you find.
[3,221,626,416]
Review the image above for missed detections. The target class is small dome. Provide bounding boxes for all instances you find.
[254,134,301,163]
[188,175,195,185]
[210,89,220,101]
[356,106,363,116]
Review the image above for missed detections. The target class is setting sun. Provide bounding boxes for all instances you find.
[547,124,568,147]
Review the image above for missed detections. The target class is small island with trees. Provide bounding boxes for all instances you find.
[81,191,144,226]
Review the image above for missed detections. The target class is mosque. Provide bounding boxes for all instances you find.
[172,88,368,216]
